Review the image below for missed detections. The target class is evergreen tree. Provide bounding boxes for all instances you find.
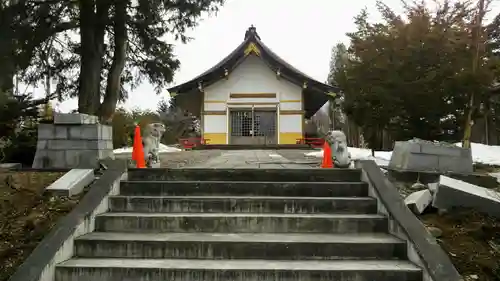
[332,1,499,149]
[0,90,41,164]
[3,0,225,121]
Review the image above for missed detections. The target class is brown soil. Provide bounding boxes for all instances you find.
[474,163,500,174]
[0,171,84,281]
[421,209,500,281]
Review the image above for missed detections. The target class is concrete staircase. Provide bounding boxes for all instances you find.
[55,168,423,281]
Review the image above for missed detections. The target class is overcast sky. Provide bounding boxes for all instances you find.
[32,0,499,112]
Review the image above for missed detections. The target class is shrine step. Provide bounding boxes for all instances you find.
[126,168,362,182]
[94,213,388,233]
[74,232,407,260]
[55,259,422,281]
[119,181,369,197]
[108,196,377,214]
[53,167,425,281]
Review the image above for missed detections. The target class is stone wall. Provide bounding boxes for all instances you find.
[388,140,473,174]
[32,113,114,168]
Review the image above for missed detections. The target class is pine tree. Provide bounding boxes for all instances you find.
[3,0,226,121]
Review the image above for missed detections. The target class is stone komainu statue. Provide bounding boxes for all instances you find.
[325,130,351,168]
[142,123,166,167]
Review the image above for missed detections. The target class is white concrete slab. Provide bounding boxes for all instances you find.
[404,189,432,214]
[427,182,438,193]
[437,176,500,203]
[433,175,500,218]
[46,169,95,196]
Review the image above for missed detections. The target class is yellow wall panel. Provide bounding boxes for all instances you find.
[203,133,227,144]
[279,132,303,144]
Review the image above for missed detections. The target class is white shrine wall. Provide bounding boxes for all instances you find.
[202,55,304,144]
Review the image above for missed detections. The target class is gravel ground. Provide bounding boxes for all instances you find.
[159,149,319,168]
[274,150,321,167]
[113,150,224,168]
[159,150,224,168]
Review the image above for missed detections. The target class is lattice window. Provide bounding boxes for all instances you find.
[254,111,276,137]
[230,110,276,137]
[230,111,253,136]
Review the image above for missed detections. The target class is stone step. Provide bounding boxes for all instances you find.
[108,196,378,214]
[74,232,406,260]
[55,259,422,281]
[127,168,362,182]
[119,181,368,197]
[95,213,388,233]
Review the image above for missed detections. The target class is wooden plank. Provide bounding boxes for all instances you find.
[280,110,305,115]
[230,93,276,99]
[203,111,226,115]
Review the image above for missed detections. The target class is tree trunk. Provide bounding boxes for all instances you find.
[77,0,109,115]
[0,72,14,95]
[463,0,486,148]
[98,0,127,123]
[0,44,15,95]
[329,99,335,130]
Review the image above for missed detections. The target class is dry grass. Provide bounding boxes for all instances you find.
[0,171,84,281]
[421,209,500,281]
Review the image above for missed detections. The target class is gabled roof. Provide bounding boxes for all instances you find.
[168,25,339,117]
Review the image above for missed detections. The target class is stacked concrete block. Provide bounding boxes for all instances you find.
[389,139,473,174]
[32,113,114,169]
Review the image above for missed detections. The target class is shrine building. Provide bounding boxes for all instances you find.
[167,25,339,145]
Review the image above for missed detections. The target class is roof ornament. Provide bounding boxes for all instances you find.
[244,24,261,40]
[244,42,261,56]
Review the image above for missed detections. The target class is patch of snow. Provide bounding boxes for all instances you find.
[455,142,500,166]
[113,143,181,154]
[269,154,283,158]
[306,142,500,167]
[158,143,182,153]
[113,147,134,154]
[304,151,321,158]
[305,147,392,166]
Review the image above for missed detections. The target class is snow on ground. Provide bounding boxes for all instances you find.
[269,153,284,158]
[454,142,500,166]
[305,147,392,166]
[113,143,181,154]
[306,142,500,166]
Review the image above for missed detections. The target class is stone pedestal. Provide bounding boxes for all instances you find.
[388,139,473,174]
[32,113,114,169]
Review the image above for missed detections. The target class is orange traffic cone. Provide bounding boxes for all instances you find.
[132,125,146,168]
[321,141,334,168]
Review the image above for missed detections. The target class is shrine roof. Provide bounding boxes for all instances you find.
[167,25,339,118]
